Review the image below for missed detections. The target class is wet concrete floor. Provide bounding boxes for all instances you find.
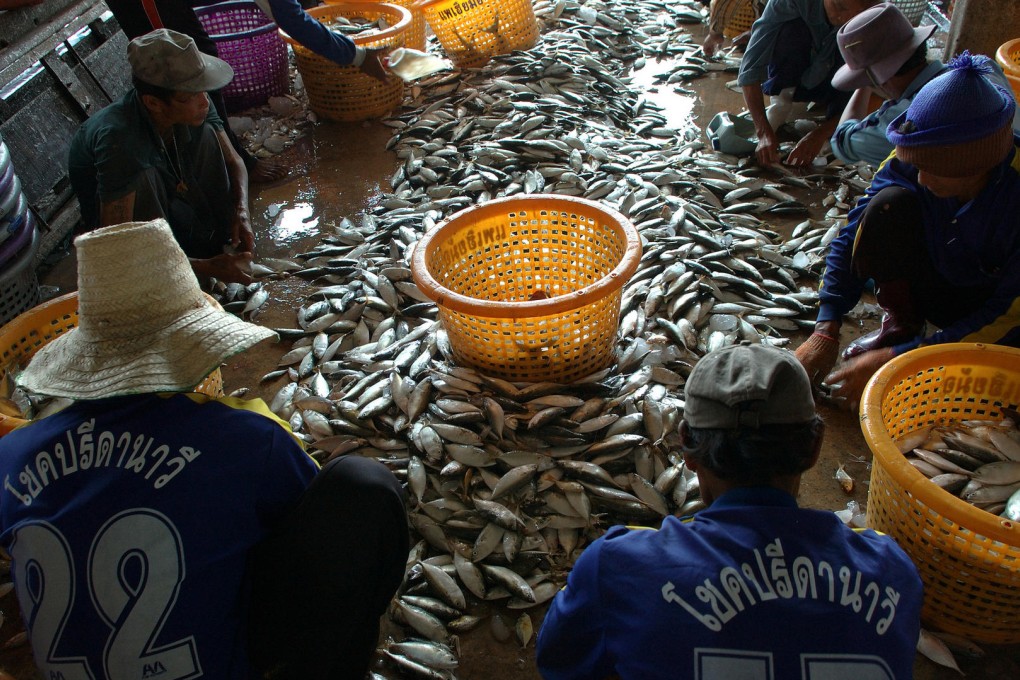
[4,18,1019,680]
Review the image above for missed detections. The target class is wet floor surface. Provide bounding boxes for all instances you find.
[6,11,1020,680]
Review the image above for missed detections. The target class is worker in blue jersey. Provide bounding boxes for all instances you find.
[0,219,408,680]
[536,343,922,680]
[796,53,1020,403]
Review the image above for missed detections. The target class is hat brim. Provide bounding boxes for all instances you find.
[832,24,936,91]
[175,53,234,92]
[17,303,277,399]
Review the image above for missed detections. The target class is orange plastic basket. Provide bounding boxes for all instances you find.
[861,342,1020,643]
[419,0,539,68]
[0,292,225,437]
[995,38,1020,102]
[281,3,411,122]
[410,195,641,383]
[331,0,427,51]
[722,0,757,40]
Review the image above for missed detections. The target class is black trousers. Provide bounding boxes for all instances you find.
[246,455,409,679]
[761,19,851,119]
[850,186,996,328]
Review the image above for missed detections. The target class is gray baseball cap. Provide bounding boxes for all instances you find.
[128,29,233,92]
[684,344,816,429]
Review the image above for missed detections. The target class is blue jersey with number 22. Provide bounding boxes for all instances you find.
[0,393,318,680]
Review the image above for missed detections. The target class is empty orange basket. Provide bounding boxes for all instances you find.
[410,195,641,384]
[861,342,1020,644]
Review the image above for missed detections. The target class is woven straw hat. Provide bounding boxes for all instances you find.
[18,220,276,399]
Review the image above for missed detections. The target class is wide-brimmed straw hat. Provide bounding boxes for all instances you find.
[18,219,276,399]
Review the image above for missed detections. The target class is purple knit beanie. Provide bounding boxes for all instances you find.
[887,52,1016,177]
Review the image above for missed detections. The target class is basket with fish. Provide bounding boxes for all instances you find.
[281,2,412,122]
[420,0,539,68]
[410,195,641,384]
[861,342,1020,643]
[334,0,427,51]
[0,292,224,437]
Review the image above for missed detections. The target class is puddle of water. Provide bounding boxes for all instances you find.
[630,59,699,132]
[266,201,320,244]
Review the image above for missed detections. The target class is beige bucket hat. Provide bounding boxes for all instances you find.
[128,28,234,92]
[18,219,276,399]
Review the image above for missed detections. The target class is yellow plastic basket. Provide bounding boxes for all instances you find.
[282,2,411,122]
[420,0,539,68]
[722,0,757,40]
[410,195,641,383]
[331,0,427,51]
[861,342,1020,643]
[996,38,1020,102]
[0,292,225,437]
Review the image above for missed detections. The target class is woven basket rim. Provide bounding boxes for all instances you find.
[280,2,412,46]
[861,341,1020,546]
[410,195,642,319]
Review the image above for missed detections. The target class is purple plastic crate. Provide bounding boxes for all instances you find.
[196,1,290,113]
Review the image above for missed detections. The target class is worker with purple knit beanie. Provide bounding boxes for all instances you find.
[795,52,1020,404]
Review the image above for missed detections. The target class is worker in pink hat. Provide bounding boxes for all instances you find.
[795,53,1020,403]
[829,3,1019,167]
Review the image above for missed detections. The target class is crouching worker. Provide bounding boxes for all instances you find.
[0,219,408,680]
[69,29,255,284]
[796,53,1020,403]
[535,343,922,680]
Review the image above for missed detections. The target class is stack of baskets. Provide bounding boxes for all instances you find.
[410,195,641,383]
[996,38,1020,102]
[195,0,290,113]
[0,133,40,328]
[282,2,412,122]
[420,0,538,68]
[862,343,1020,643]
[0,292,225,437]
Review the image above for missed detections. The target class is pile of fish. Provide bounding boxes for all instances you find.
[895,411,1020,519]
[247,1,880,677]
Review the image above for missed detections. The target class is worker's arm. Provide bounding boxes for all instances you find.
[99,192,136,227]
[742,84,779,167]
[100,192,252,285]
[215,128,253,253]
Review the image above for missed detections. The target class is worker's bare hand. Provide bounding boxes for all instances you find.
[360,47,393,82]
[197,252,254,285]
[754,125,780,167]
[786,126,829,167]
[702,32,725,58]
[231,208,255,253]
[824,347,896,409]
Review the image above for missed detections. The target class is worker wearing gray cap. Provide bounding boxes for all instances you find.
[537,344,922,680]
